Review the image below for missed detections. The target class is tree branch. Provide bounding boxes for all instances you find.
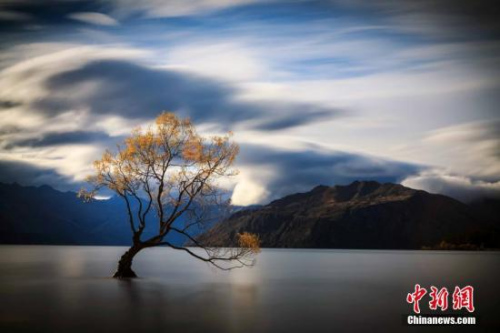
[158,241,249,271]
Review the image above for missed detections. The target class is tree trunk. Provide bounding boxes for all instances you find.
[113,244,143,279]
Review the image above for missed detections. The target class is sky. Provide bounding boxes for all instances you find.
[0,0,499,205]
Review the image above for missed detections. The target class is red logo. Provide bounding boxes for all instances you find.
[452,286,475,313]
[429,286,449,311]
[407,284,427,314]
[407,285,474,313]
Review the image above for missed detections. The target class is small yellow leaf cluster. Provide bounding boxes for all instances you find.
[155,112,180,126]
[182,138,203,161]
[238,232,261,253]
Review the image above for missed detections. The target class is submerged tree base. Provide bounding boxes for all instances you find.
[113,267,138,279]
[113,246,141,279]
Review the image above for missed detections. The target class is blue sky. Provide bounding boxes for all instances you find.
[0,0,499,204]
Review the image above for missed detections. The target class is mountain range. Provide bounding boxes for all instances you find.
[0,182,194,246]
[0,181,498,249]
[196,181,500,250]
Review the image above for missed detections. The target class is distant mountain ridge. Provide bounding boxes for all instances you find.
[1,181,498,249]
[197,181,500,249]
[0,182,204,246]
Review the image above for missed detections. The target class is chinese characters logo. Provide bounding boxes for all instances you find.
[407,284,475,313]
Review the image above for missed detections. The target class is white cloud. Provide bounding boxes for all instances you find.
[69,12,119,26]
[166,42,266,81]
[402,170,500,203]
[109,0,261,18]
[415,120,500,179]
[231,176,270,206]
[0,1,499,203]
[0,44,152,184]
[0,44,148,103]
[281,64,495,102]
[0,144,102,183]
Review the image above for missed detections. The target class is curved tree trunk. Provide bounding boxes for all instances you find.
[113,244,143,279]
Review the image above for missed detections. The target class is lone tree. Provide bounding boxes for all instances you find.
[79,112,260,278]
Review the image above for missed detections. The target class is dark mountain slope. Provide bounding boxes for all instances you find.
[197,181,499,249]
[0,182,197,245]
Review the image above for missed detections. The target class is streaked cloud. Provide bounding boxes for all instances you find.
[0,0,499,204]
[68,12,119,26]
[0,10,32,21]
[166,42,267,81]
[108,0,261,18]
[231,143,423,205]
[4,130,117,149]
[402,171,500,203]
[1,52,338,132]
[418,120,500,179]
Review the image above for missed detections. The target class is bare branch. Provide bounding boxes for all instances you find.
[158,242,251,271]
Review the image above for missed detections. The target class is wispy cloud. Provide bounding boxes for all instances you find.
[232,143,423,205]
[0,10,33,21]
[68,12,119,26]
[0,0,499,203]
[108,0,261,18]
[402,171,500,203]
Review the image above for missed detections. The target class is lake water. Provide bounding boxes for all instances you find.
[0,246,498,332]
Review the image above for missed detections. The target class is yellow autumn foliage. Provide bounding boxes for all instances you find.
[238,232,261,253]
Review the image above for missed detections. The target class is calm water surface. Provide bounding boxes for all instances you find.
[0,246,499,332]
